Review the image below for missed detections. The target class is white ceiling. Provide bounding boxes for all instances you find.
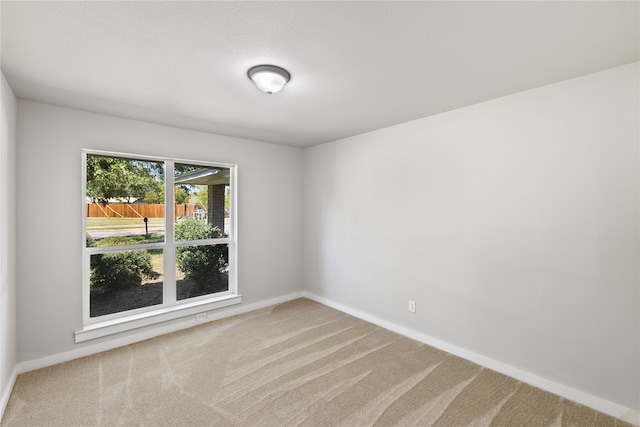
[1,1,638,148]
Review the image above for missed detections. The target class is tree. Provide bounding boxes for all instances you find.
[87,155,163,203]
[194,185,208,209]
[142,185,190,205]
[174,164,203,205]
[175,186,190,204]
[143,186,164,204]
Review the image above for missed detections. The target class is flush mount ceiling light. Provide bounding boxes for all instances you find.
[247,65,291,94]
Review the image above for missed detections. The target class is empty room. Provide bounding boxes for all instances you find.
[1,1,638,425]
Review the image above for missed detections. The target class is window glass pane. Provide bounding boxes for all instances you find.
[86,154,165,245]
[176,243,229,300]
[174,164,230,238]
[90,249,163,317]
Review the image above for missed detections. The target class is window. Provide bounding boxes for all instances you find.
[78,151,239,341]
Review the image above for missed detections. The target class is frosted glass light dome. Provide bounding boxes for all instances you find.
[248,65,291,94]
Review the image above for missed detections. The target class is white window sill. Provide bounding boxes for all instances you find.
[75,294,242,343]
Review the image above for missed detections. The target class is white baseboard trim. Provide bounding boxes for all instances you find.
[303,292,639,426]
[17,291,305,375]
[0,365,18,423]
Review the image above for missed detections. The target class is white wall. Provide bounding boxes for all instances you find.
[304,63,639,410]
[0,72,18,416]
[16,101,304,361]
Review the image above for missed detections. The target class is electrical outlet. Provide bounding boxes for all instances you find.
[195,313,207,324]
[408,300,416,313]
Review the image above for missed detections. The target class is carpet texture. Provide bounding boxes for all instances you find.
[1,298,631,426]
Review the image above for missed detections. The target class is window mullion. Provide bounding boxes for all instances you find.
[164,160,177,305]
[82,152,90,324]
[174,238,232,247]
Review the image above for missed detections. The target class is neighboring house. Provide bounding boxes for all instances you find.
[174,167,230,233]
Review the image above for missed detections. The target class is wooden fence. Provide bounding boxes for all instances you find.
[86,203,202,219]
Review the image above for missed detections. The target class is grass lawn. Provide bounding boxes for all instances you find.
[86,217,165,230]
[150,250,164,272]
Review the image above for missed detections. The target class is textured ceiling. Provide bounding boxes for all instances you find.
[1,1,638,147]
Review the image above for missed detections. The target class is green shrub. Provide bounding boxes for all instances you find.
[174,219,227,290]
[90,251,153,293]
[174,218,222,241]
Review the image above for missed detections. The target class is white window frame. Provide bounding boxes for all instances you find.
[76,150,240,343]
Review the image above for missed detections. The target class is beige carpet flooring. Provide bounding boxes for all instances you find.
[1,298,631,426]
